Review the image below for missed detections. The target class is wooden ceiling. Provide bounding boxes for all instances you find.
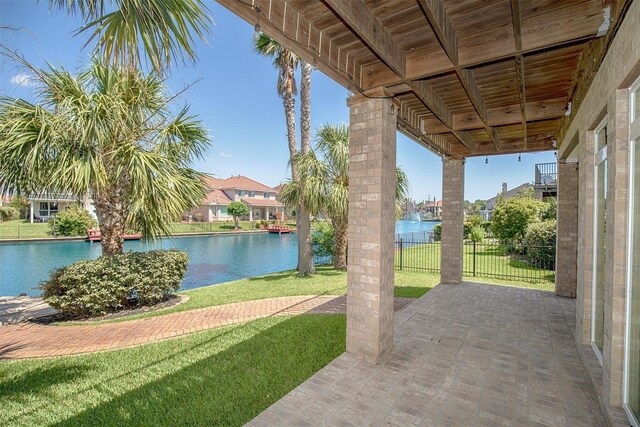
[218,0,620,158]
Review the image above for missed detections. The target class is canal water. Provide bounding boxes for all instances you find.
[0,220,439,296]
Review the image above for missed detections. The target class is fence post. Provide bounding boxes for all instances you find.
[473,240,477,277]
[399,238,403,271]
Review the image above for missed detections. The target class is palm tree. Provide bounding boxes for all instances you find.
[49,0,212,74]
[297,60,315,274]
[281,124,409,270]
[0,61,209,256]
[253,33,314,275]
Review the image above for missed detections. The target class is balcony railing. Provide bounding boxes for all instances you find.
[534,162,557,187]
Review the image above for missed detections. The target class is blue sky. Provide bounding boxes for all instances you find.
[0,1,556,201]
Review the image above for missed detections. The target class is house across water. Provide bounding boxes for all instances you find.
[190,175,284,222]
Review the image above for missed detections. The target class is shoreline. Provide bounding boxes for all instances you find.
[0,228,297,244]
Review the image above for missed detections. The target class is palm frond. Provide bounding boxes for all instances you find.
[51,0,212,73]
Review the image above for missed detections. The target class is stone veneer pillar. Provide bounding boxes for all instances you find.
[441,158,465,284]
[346,91,397,364]
[555,161,579,297]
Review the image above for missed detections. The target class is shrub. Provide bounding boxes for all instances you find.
[542,197,557,221]
[49,206,96,236]
[469,226,485,242]
[9,196,29,219]
[40,250,188,318]
[312,222,336,260]
[481,221,492,236]
[491,196,545,244]
[432,223,442,241]
[0,206,19,222]
[524,220,557,268]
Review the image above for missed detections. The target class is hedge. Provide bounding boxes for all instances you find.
[41,250,188,318]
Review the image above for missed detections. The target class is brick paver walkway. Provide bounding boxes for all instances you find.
[249,283,609,427]
[0,295,413,359]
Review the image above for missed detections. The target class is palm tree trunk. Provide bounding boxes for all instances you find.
[297,61,315,275]
[93,195,125,256]
[333,216,348,270]
[283,62,298,182]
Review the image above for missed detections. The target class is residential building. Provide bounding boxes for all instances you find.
[481,182,534,220]
[28,194,96,223]
[422,199,442,220]
[190,175,283,222]
[534,161,559,199]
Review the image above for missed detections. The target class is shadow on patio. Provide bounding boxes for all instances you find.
[249,282,606,426]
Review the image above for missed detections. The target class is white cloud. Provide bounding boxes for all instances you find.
[219,151,232,158]
[10,73,36,88]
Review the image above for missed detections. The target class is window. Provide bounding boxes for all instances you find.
[625,76,640,427]
[264,192,270,199]
[237,190,244,197]
[248,191,255,197]
[38,201,59,217]
[39,201,49,217]
[592,117,607,361]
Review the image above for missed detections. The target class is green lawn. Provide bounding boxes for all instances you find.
[69,266,439,325]
[0,220,52,239]
[0,315,345,427]
[397,241,555,290]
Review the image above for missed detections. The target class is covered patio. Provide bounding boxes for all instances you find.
[249,282,610,426]
[214,0,637,424]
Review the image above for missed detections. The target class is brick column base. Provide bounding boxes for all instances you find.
[345,92,397,364]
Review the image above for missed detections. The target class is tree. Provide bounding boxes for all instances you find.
[297,60,315,275]
[0,61,209,256]
[542,197,557,221]
[491,196,546,244]
[281,124,409,270]
[9,195,29,219]
[253,33,314,275]
[227,201,249,230]
[49,0,212,74]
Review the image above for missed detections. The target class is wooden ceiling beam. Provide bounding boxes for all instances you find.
[398,115,453,158]
[362,35,597,90]
[416,0,458,65]
[417,0,499,151]
[323,0,406,78]
[452,97,567,130]
[217,0,357,91]
[511,0,528,149]
[510,0,523,51]
[455,68,500,150]
[515,55,528,149]
[409,80,475,152]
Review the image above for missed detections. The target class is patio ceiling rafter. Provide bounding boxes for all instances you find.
[510,0,528,150]
[217,0,614,158]
[417,0,500,151]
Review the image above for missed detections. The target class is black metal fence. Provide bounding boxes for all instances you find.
[395,238,555,283]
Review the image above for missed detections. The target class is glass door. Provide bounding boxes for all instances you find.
[592,119,607,360]
[625,78,640,427]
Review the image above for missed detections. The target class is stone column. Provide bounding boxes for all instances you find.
[30,200,34,223]
[441,158,465,284]
[346,91,397,364]
[555,161,579,297]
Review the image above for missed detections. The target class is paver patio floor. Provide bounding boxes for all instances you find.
[248,282,607,427]
[0,295,412,359]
